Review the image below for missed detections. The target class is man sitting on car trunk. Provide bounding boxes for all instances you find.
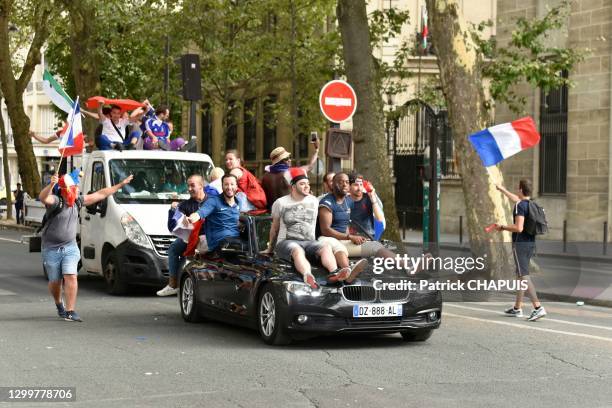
[157,174,207,297]
[188,174,242,252]
[264,168,363,289]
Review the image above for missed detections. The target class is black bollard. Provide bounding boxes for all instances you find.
[459,215,463,245]
[563,220,567,253]
[604,221,608,256]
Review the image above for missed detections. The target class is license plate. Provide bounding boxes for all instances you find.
[352,303,402,318]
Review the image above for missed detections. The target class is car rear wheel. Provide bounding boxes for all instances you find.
[258,285,291,346]
[103,252,128,295]
[401,329,433,342]
[180,274,202,323]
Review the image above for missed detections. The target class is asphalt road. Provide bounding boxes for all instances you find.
[1,230,611,408]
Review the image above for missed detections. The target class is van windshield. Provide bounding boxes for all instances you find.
[109,159,212,204]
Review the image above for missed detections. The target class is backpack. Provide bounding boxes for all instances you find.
[37,195,83,234]
[523,200,548,236]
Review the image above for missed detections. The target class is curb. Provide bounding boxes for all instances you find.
[538,292,612,308]
[0,222,35,233]
[403,242,612,264]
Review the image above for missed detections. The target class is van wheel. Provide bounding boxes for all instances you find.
[103,252,128,295]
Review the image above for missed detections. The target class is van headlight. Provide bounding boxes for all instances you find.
[120,213,152,249]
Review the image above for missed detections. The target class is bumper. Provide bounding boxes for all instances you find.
[114,241,169,287]
[281,289,442,335]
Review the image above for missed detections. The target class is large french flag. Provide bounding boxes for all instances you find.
[58,97,84,157]
[468,117,541,167]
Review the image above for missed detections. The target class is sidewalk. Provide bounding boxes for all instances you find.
[402,230,612,263]
[0,218,35,233]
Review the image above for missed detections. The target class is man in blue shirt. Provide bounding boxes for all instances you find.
[496,179,546,321]
[188,174,241,251]
[144,105,171,150]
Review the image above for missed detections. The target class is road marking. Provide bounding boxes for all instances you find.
[0,237,24,244]
[0,288,17,296]
[444,312,612,343]
[446,303,612,331]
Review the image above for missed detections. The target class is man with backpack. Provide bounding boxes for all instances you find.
[39,170,133,322]
[496,179,547,322]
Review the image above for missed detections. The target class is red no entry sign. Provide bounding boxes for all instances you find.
[319,80,357,123]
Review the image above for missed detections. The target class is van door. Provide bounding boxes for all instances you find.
[80,161,107,273]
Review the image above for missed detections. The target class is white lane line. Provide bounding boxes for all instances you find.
[0,288,17,295]
[446,303,612,332]
[444,312,612,344]
[0,237,24,244]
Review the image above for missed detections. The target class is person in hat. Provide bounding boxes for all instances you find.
[264,168,364,288]
[261,142,320,210]
[38,169,133,322]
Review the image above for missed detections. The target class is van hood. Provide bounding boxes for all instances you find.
[120,204,172,236]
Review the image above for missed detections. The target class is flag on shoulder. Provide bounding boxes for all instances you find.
[58,97,84,157]
[468,117,540,167]
[42,69,74,114]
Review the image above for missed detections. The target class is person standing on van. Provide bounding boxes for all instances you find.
[157,174,207,297]
[496,179,547,321]
[39,171,133,322]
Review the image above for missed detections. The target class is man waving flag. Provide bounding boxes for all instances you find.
[58,97,84,157]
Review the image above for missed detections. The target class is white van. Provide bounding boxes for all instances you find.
[79,150,213,294]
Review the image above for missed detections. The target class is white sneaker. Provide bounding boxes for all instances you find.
[527,307,547,321]
[156,285,178,297]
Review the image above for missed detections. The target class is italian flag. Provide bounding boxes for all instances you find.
[42,69,73,114]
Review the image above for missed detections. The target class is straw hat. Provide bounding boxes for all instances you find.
[270,146,291,165]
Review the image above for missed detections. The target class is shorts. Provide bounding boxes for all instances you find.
[42,241,80,282]
[512,242,535,277]
[317,236,384,257]
[276,240,324,262]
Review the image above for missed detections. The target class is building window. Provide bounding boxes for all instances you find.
[263,95,277,159]
[244,98,257,161]
[539,70,568,194]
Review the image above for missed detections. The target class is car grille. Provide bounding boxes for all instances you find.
[149,235,174,257]
[341,285,376,301]
[341,285,410,302]
[379,288,410,302]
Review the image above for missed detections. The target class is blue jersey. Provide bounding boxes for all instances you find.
[139,107,155,133]
[196,195,240,251]
[145,116,170,139]
[319,193,353,234]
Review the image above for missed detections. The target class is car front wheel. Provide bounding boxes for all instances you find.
[258,285,291,346]
[180,273,202,323]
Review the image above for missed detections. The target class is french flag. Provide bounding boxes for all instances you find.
[468,117,541,167]
[58,97,84,157]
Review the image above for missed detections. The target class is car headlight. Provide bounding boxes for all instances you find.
[120,213,152,249]
[283,281,339,297]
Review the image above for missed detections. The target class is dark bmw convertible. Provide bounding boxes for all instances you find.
[179,215,442,345]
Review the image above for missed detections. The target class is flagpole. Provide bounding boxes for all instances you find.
[54,96,79,181]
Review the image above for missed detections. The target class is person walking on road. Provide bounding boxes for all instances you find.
[496,179,547,321]
[13,183,24,224]
[39,171,133,322]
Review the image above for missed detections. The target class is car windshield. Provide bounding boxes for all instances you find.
[109,159,212,204]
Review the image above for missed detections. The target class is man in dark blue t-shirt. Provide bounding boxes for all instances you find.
[348,172,384,239]
[189,174,241,252]
[496,179,546,321]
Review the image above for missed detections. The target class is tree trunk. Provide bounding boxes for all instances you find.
[426,0,513,279]
[0,0,51,197]
[62,0,102,138]
[0,98,12,219]
[336,0,400,241]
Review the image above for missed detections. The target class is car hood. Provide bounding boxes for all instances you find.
[120,204,171,236]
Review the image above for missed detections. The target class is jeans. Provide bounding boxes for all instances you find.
[168,238,188,278]
[14,204,23,224]
[42,241,80,281]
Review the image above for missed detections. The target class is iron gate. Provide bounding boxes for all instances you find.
[387,99,455,230]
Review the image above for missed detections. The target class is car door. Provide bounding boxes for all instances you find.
[80,161,107,273]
